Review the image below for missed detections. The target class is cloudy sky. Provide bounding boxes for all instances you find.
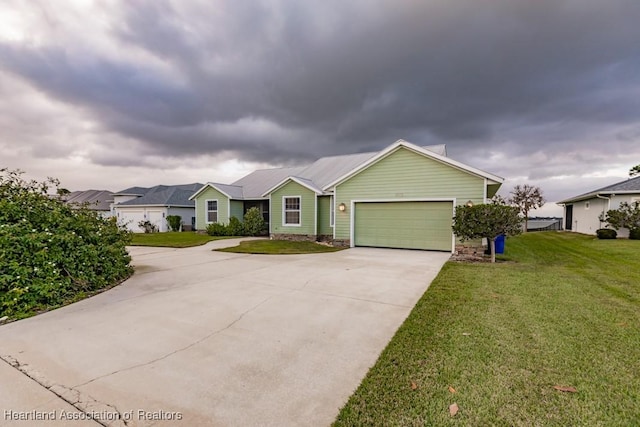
[2,0,639,216]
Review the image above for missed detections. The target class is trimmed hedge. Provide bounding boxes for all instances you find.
[0,169,133,320]
[596,228,617,239]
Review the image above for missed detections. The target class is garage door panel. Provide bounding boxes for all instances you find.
[354,202,452,251]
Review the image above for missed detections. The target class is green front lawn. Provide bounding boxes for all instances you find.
[216,239,344,254]
[335,232,640,426]
[129,232,239,248]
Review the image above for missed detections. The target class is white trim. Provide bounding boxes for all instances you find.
[349,198,457,253]
[205,199,218,224]
[323,140,504,191]
[333,189,337,239]
[314,194,318,235]
[558,190,640,205]
[262,176,323,197]
[189,182,242,200]
[282,195,302,227]
[268,195,272,236]
[329,195,335,227]
[483,178,488,203]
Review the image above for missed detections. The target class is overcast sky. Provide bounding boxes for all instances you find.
[2,0,640,216]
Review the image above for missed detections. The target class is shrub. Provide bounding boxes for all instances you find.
[452,203,523,263]
[138,220,158,233]
[629,228,640,240]
[228,216,246,236]
[206,222,229,236]
[0,169,132,320]
[596,228,617,239]
[166,215,182,232]
[243,207,266,236]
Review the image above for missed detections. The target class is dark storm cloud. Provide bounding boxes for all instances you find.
[1,0,639,175]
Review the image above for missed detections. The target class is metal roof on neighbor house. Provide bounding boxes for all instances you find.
[117,183,203,207]
[63,190,113,211]
[558,176,640,204]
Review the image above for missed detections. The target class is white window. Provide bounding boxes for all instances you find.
[283,196,301,226]
[330,196,335,227]
[206,199,218,223]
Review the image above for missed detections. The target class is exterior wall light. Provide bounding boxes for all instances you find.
[338,203,346,212]
[466,200,474,207]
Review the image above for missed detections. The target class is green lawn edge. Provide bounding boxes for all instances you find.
[334,232,640,426]
[129,232,241,248]
[216,239,345,254]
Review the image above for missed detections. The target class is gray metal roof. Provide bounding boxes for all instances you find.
[63,190,113,211]
[558,176,640,204]
[211,183,244,199]
[226,144,446,198]
[118,183,203,207]
[232,167,306,199]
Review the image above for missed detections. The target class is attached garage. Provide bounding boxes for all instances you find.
[353,201,453,251]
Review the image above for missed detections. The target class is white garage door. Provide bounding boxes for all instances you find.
[148,210,165,232]
[119,210,146,233]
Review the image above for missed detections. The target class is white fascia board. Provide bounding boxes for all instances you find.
[558,190,640,205]
[261,176,323,197]
[323,139,504,191]
[189,182,239,201]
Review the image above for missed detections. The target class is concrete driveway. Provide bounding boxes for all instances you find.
[0,239,449,427]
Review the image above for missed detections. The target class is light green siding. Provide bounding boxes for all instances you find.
[271,181,316,235]
[194,187,230,230]
[335,147,485,242]
[354,202,452,251]
[230,200,244,221]
[317,196,333,236]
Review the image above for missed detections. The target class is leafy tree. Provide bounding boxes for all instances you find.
[452,204,523,263]
[599,201,640,236]
[630,164,640,177]
[243,207,265,236]
[0,169,132,319]
[509,184,545,232]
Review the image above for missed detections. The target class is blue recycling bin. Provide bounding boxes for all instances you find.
[495,234,505,254]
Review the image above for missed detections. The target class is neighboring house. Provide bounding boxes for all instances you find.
[61,190,114,218]
[113,183,203,233]
[558,176,640,237]
[191,140,503,252]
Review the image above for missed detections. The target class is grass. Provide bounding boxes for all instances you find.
[216,239,345,254]
[129,232,240,248]
[334,232,640,426]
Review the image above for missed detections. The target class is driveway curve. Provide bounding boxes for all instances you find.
[0,238,449,427]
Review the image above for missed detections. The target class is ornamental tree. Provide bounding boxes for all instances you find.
[509,184,545,232]
[452,203,524,263]
[599,201,640,235]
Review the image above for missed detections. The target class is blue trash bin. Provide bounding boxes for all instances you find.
[495,234,505,254]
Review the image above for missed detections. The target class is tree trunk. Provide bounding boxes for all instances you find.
[524,210,529,232]
[490,238,496,263]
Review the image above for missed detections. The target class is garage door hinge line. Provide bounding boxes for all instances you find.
[0,354,127,427]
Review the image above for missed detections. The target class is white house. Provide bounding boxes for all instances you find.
[558,176,640,237]
[113,183,202,232]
